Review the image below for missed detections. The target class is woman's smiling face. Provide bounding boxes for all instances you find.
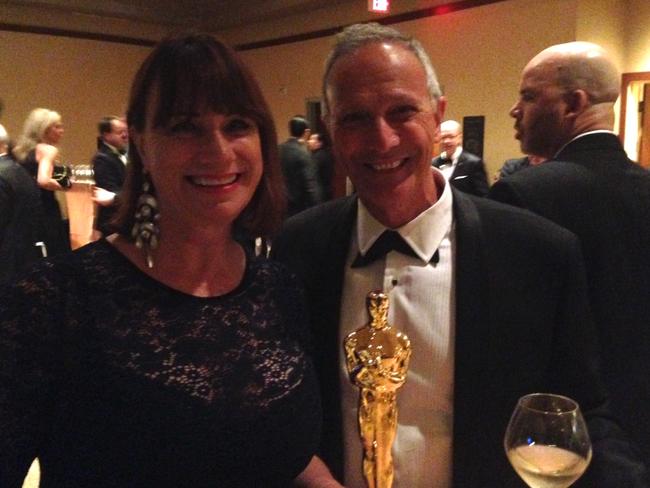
[132,95,263,234]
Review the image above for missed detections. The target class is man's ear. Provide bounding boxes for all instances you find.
[435,96,447,126]
[564,89,590,118]
[433,96,447,143]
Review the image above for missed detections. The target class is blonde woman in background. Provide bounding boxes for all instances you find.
[13,108,70,256]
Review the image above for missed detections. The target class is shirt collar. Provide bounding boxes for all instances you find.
[104,141,125,156]
[440,146,462,162]
[356,167,453,263]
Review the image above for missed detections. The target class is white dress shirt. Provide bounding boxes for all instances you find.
[105,142,128,165]
[339,168,456,488]
[438,146,462,181]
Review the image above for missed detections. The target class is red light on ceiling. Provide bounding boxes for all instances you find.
[368,0,390,13]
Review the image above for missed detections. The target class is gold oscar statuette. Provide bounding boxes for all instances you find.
[343,290,411,488]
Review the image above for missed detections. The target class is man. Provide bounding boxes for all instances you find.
[0,124,45,283]
[272,24,646,487]
[308,132,335,201]
[496,154,546,180]
[432,120,489,196]
[279,116,321,216]
[92,116,128,236]
[489,41,650,465]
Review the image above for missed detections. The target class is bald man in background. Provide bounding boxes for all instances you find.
[490,42,650,468]
[432,120,489,196]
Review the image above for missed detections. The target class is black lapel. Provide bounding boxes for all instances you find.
[450,190,492,485]
[307,196,356,480]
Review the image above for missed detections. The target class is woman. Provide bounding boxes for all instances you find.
[0,34,339,487]
[13,107,70,256]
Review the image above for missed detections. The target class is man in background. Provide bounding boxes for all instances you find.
[92,116,128,236]
[0,123,45,283]
[432,119,489,196]
[279,116,321,216]
[490,41,650,466]
[308,132,335,201]
[496,153,546,180]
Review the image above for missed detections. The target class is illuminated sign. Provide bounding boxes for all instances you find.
[368,0,390,13]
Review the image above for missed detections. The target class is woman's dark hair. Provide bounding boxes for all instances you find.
[113,32,285,238]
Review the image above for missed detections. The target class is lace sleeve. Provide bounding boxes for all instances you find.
[0,262,70,486]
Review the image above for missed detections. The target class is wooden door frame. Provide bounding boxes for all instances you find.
[619,71,650,145]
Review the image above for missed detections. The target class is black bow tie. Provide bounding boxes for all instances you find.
[437,157,452,167]
[351,230,439,268]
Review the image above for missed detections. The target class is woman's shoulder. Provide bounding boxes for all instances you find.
[35,142,58,156]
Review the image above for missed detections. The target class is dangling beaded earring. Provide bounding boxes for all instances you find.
[131,174,160,268]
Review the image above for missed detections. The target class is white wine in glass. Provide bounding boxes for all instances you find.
[504,393,592,488]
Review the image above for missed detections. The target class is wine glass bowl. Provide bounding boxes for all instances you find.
[504,393,592,488]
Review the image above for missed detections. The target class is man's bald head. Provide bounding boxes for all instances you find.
[440,120,462,156]
[526,41,619,105]
[510,41,620,158]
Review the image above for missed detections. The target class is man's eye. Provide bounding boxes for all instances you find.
[388,105,417,122]
[338,113,370,127]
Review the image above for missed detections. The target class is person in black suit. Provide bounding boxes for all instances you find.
[0,126,45,284]
[272,23,646,487]
[496,154,546,180]
[432,120,489,196]
[92,116,129,236]
[489,41,650,467]
[308,132,335,201]
[279,116,322,217]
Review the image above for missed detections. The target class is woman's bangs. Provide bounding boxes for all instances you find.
[153,45,258,125]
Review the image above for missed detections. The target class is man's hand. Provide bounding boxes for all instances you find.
[92,186,116,206]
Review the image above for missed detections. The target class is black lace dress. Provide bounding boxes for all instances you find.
[0,240,321,487]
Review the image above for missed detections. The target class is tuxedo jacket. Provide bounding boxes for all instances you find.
[272,190,646,487]
[498,156,531,179]
[278,138,321,217]
[490,133,650,465]
[92,142,126,235]
[0,155,45,284]
[433,150,489,197]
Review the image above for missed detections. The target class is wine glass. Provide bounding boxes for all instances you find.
[504,393,592,488]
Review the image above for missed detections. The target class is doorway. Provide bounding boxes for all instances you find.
[619,72,650,169]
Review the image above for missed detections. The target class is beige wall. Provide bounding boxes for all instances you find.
[576,0,626,70]
[2,0,649,182]
[242,0,579,179]
[0,31,150,166]
[240,37,330,139]
[625,0,650,72]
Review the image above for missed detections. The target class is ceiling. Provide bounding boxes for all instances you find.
[3,0,356,32]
